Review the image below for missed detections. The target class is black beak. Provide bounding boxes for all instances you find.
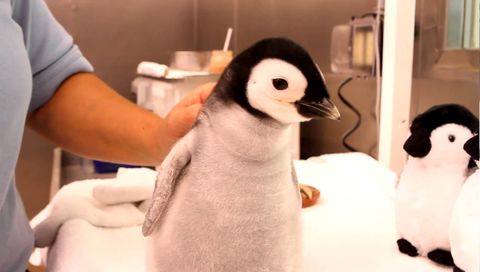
[295,98,341,121]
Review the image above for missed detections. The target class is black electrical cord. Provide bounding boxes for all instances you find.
[337,77,361,152]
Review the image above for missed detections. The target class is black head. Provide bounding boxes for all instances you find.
[404,104,479,158]
[212,37,339,123]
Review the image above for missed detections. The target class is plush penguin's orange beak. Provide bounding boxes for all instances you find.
[296,98,340,121]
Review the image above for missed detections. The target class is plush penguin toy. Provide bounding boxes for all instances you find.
[395,104,478,266]
[143,38,340,272]
[450,133,479,272]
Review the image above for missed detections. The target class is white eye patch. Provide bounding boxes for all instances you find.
[247,59,307,102]
[246,58,310,124]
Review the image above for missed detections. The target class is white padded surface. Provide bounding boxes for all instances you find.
[41,153,450,272]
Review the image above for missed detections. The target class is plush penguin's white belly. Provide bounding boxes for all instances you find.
[449,170,479,271]
[147,126,301,272]
[395,161,466,256]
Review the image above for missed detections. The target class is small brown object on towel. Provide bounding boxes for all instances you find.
[300,184,320,208]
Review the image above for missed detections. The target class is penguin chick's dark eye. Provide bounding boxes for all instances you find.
[448,135,456,142]
[272,78,288,90]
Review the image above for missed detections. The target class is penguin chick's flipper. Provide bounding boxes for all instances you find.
[427,249,454,266]
[142,131,194,236]
[397,238,419,257]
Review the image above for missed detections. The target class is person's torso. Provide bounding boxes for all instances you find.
[0,0,35,271]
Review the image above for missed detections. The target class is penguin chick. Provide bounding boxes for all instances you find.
[450,133,479,272]
[143,38,340,272]
[395,104,478,266]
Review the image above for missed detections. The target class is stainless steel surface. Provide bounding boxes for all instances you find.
[169,51,213,71]
[198,0,377,72]
[45,0,197,99]
[414,0,479,82]
[412,0,479,116]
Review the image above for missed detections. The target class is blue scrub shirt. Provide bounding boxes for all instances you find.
[0,0,92,270]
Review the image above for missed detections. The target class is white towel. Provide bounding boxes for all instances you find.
[93,167,157,205]
[30,168,157,248]
[136,61,168,78]
[136,61,210,79]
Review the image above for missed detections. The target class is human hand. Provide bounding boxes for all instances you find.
[164,82,215,139]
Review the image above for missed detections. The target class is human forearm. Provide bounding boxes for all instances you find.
[27,73,174,166]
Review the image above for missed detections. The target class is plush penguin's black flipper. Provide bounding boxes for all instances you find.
[427,249,454,266]
[465,134,479,169]
[453,265,465,272]
[403,129,432,157]
[464,134,479,160]
[397,238,419,257]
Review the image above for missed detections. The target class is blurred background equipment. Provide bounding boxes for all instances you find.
[330,4,384,153]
